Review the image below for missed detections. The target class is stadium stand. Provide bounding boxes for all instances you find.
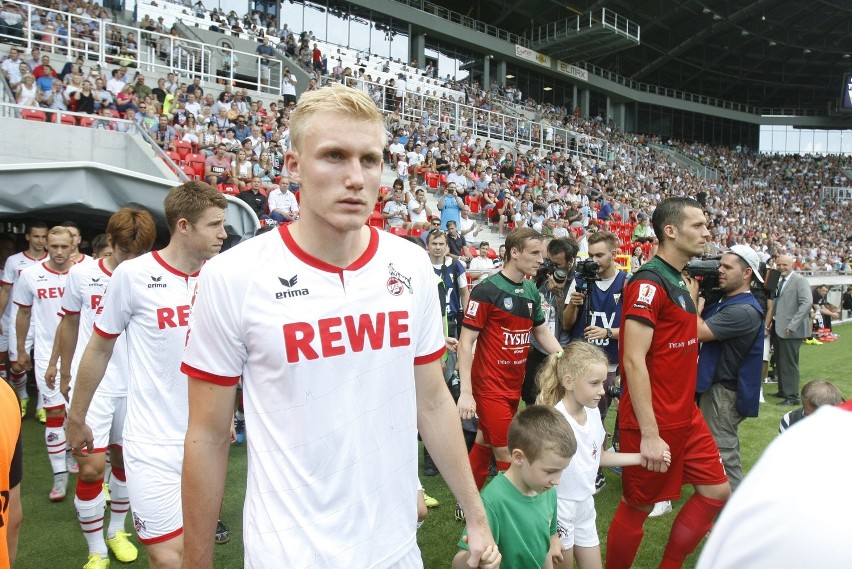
[0,0,850,271]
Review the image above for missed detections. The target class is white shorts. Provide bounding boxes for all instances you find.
[87,393,127,451]
[557,496,599,549]
[34,358,65,410]
[124,440,183,545]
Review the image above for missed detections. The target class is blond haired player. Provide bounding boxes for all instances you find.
[12,227,75,500]
[180,84,500,569]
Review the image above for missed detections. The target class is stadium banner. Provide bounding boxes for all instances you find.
[515,45,551,67]
[556,61,589,82]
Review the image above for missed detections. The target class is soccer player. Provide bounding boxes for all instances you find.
[606,197,731,569]
[60,209,157,569]
[67,182,227,569]
[0,221,48,418]
[11,226,75,500]
[457,227,563,498]
[180,83,499,569]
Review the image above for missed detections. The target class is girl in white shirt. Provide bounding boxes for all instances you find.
[536,342,669,569]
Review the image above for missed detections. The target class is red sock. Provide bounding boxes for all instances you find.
[660,493,726,568]
[606,501,651,569]
[111,466,126,482]
[495,460,511,472]
[76,477,105,501]
[469,443,492,490]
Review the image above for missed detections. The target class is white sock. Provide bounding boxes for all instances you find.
[45,424,67,474]
[8,369,27,400]
[75,489,108,557]
[107,473,130,538]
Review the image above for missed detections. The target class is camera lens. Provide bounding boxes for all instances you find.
[553,268,568,283]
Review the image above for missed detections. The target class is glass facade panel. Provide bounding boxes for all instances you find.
[759,125,852,155]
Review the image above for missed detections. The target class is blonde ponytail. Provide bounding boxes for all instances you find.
[536,341,609,406]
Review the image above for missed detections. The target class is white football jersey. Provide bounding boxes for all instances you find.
[62,258,130,396]
[1,251,46,351]
[12,262,69,358]
[94,251,199,445]
[182,226,445,568]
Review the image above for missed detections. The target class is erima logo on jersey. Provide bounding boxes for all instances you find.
[148,275,167,289]
[277,275,309,299]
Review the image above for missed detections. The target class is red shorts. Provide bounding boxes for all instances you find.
[620,407,727,506]
[474,393,519,448]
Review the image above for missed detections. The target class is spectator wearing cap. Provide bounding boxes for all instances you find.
[696,245,766,490]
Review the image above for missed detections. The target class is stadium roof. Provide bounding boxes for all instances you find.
[437,0,852,113]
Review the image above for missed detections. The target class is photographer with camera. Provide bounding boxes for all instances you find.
[563,230,628,492]
[520,237,579,407]
[695,246,765,491]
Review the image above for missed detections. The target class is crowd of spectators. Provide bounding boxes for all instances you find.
[2,2,851,265]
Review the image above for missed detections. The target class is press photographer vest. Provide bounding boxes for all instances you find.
[569,270,627,365]
[697,292,764,417]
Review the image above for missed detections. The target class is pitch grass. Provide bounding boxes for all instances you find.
[14,323,850,568]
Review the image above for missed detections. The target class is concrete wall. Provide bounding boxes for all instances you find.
[0,118,170,178]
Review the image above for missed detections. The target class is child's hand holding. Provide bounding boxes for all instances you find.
[662,450,672,466]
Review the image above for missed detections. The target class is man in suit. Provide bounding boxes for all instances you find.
[768,254,812,406]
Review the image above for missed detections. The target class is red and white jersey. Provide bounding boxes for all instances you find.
[181,226,445,568]
[62,258,130,396]
[12,262,69,358]
[1,251,46,345]
[94,251,199,445]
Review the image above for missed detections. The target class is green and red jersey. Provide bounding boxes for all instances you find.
[618,256,699,430]
[463,272,545,397]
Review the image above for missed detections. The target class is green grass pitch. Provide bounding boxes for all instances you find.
[13,323,849,568]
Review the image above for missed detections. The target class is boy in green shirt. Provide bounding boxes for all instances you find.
[453,406,577,569]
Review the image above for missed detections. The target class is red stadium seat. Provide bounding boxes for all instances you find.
[79,116,94,127]
[425,172,438,189]
[21,109,46,122]
[187,157,206,178]
[367,212,384,229]
[218,183,239,196]
[409,226,424,237]
[55,114,77,126]
[175,140,192,162]
[388,226,409,237]
[465,194,482,215]
[165,150,181,164]
[181,165,198,180]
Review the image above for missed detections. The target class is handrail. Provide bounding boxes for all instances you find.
[0,101,187,182]
[530,8,640,46]
[0,0,282,97]
[330,76,609,162]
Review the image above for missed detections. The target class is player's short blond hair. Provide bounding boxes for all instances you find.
[48,226,73,241]
[289,83,383,152]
